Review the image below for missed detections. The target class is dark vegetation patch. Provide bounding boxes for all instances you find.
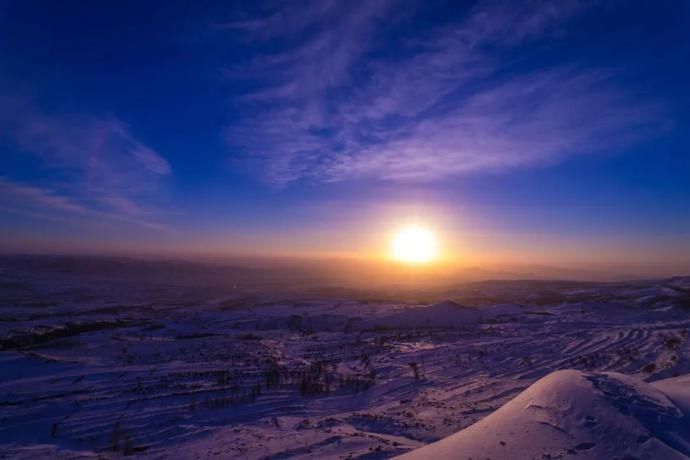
[175,332,220,340]
[0,320,131,350]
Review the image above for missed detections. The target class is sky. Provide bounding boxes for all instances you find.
[0,0,689,275]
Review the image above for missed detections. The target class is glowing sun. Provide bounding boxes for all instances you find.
[391,224,438,264]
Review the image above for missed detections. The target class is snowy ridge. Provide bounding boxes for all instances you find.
[397,369,690,459]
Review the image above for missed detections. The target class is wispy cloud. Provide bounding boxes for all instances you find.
[0,177,170,231]
[0,94,172,229]
[0,97,171,179]
[224,0,667,184]
[0,177,90,214]
[216,0,341,40]
[327,68,666,181]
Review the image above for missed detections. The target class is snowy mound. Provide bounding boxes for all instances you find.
[397,370,690,459]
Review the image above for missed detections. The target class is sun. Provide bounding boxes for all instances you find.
[391,224,438,264]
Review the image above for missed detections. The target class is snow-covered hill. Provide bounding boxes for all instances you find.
[397,369,690,459]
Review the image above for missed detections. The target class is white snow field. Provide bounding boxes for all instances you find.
[1,256,690,459]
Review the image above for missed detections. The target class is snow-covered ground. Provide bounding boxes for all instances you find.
[1,256,690,458]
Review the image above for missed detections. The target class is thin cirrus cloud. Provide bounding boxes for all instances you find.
[0,177,91,216]
[0,177,170,232]
[224,0,667,184]
[0,94,171,230]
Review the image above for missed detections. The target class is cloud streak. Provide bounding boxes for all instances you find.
[0,178,170,231]
[225,0,667,184]
[327,69,666,181]
[0,94,171,230]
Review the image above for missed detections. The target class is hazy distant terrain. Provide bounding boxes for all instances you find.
[2,256,690,458]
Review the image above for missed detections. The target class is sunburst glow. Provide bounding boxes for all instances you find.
[391,225,438,264]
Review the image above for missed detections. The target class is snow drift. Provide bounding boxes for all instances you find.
[396,369,690,459]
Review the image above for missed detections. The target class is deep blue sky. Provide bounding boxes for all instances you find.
[1,0,689,273]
